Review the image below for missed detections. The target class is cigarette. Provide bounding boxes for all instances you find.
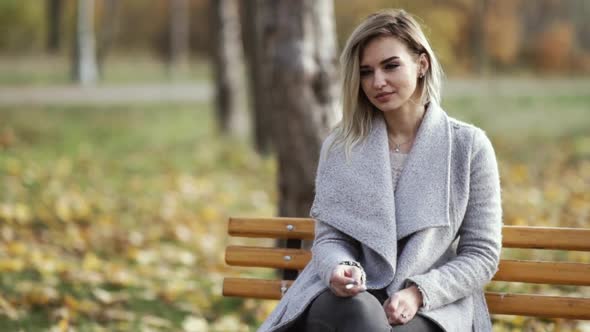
[345,281,358,289]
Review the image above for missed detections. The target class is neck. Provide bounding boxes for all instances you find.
[383,101,426,141]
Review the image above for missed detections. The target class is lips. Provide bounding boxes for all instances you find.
[375,92,394,102]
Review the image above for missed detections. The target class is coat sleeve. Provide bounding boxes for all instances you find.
[312,220,361,287]
[310,132,362,287]
[406,128,502,311]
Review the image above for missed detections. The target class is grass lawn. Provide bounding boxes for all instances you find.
[0,90,588,331]
[0,54,211,86]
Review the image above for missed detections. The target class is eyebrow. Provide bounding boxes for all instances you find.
[360,56,400,69]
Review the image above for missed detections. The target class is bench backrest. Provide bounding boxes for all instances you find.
[223,217,590,320]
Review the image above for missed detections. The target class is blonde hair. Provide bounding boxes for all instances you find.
[333,9,443,157]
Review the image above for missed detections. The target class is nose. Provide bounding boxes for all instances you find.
[372,70,386,89]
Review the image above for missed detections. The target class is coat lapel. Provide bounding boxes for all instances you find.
[311,112,398,262]
[395,102,452,239]
[310,103,451,263]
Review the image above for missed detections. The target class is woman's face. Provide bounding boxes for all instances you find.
[359,36,425,113]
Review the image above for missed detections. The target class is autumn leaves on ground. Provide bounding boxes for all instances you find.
[0,103,277,331]
[1,91,589,331]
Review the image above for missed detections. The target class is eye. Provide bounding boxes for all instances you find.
[359,69,372,77]
[384,63,399,70]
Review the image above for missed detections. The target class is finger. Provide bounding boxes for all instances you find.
[339,279,364,295]
[329,279,356,297]
[349,267,363,284]
[344,284,366,296]
[388,311,403,325]
[332,282,365,297]
[329,280,346,296]
[384,295,401,324]
[344,271,366,293]
[331,274,357,287]
[394,311,409,323]
[386,294,399,315]
[391,303,414,324]
[330,283,356,297]
[343,268,353,278]
[383,297,399,324]
[388,306,410,325]
[401,311,413,323]
[330,287,349,297]
[389,293,401,312]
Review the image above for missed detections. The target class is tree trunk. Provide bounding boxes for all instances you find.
[97,0,120,76]
[211,0,248,137]
[168,0,190,78]
[243,0,272,155]
[258,0,339,218]
[472,0,489,75]
[73,0,98,85]
[568,0,590,50]
[46,0,63,53]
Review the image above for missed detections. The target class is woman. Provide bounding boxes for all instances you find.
[259,9,502,332]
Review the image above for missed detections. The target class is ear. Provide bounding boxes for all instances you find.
[418,53,430,78]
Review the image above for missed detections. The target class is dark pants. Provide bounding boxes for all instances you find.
[288,289,443,332]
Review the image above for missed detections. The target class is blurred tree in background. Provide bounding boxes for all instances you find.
[257,0,339,218]
[72,0,98,85]
[167,0,191,77]
[96,0,119,75]
[242,1,273,155]
[210,0,248,137]
[46,0,63,53]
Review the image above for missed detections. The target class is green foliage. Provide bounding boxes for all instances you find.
[0,0,45,51]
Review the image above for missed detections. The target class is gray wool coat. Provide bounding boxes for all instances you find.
[258,103,503,332]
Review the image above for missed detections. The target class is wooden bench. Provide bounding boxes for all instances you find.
[223,217,590,321]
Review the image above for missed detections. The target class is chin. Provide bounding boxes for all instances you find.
[374,103,403,113]
[373,97,414,112]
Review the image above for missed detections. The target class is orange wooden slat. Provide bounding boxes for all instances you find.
[223,278,590,320]
[486,292,590,320]
[229,218,590,251]
[225,246,311,270]
[228,217,315,240]
[225,251,590,286]
[222,278,293,300]
[502,226,590,251]
[493,260,590,286]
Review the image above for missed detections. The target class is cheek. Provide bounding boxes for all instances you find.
[404,77,417,90]
[360,78,371,94]
[397,71,418,91]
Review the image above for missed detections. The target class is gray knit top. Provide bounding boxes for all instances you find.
[390,151,408,191]
[390,151,409,261]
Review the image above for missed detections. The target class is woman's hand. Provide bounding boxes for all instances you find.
[383,285,423,325]
[329,264,366,297]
